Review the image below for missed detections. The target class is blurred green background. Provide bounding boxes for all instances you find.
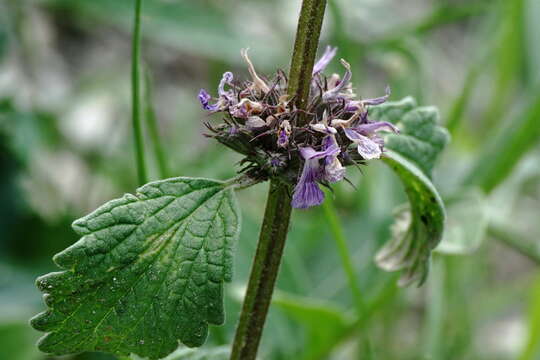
[1,0,539,359]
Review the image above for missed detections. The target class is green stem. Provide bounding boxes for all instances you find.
[131,0,148,185]
[230,1,327,358]
[230,180,293,360]
[288,0,327,120]
[321,198,365,313]
[143,66,170,179]
[321,197,373,358]
[489,223,540,264]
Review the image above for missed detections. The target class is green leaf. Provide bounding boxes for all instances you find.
[376,98,450,176]
[463,94,540,193]
[30,177,241,360]
[435,189,488,255]
[370,98,449,286]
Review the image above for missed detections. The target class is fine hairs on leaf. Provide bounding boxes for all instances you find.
[31,177,240,360]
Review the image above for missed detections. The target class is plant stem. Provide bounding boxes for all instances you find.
[230,1,327,358]
[321,198,366,313]
[230,180,293,360]
[321,198,373,359]
[143,65,170,179]
[288,0,327,120]
[489,223,540,264]
[131,0,148,185]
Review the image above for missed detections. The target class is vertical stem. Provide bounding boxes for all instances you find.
[423,256,445,359]
[321,198,366,313]
[131,0,148,185]
[288,0,327,120]
[230,1,327,359]
[322,198,373,359]
[230,181,292,360]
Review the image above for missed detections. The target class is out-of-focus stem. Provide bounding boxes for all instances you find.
[131,0,148,185]
[321,198,366,313]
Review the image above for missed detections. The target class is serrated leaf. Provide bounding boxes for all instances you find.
[30,177,240,360]
[370,98,449,286]
[435,188,488,255]
[378,99,450,176]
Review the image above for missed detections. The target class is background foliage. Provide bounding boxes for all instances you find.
[1,0,539,359]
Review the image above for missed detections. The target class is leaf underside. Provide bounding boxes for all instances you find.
[31,177,240,360]
[370,97,449,286]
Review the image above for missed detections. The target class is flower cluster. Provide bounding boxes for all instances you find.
[199,46,399,209]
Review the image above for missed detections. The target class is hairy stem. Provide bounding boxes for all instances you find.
[230,1,327,359]
[230,181,292,360]
[131,0,148,185]
[288,0,327,120]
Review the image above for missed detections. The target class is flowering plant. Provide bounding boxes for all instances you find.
[199,47,398,209]
[30,1,449,359]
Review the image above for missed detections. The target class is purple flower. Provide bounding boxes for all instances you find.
[198,72,235,112]
[345,86,391,112]
[313,46,338,75]
[230,98,264,118]
[322,136,345,183]
[362,85,391,106]
[198,89,218,111]
[292,136,342,209]
[344,121,399,160]
[277,120,291,148]
[322,59,352,101]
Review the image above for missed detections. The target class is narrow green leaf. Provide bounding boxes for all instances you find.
[370,98,449,286]
[30,177,241,360]
[463,94,540,193]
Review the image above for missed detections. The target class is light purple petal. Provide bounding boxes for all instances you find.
[356,121,399,135]
[198,89,218,111]
[322,60,352,101]
[344,128,382,160]
[356,135,382,159]
[292,159,324,209]
[277,129,289,147]
[313,46,338,74]
[299,137,340,160]
[343,127,362,142]
[362,86,391,106]
[324,157,346,183]
[218,72,234,97]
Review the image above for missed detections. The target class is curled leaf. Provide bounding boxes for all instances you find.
[370,98,449,286]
